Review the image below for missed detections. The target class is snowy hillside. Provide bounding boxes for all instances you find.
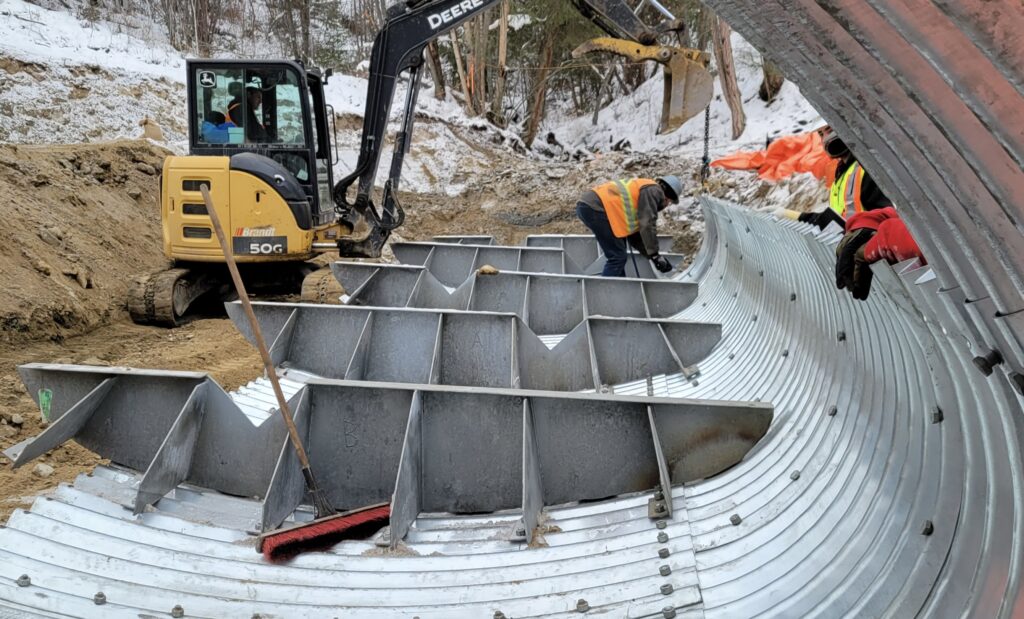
[0,0,825,201]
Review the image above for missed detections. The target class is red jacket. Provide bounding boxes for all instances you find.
[845,207,926,265]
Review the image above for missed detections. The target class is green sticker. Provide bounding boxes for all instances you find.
[38,388,52,422]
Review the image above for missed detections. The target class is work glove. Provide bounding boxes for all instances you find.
[835,228,875,300]
[799,208,845,231]
[651,254,673,273]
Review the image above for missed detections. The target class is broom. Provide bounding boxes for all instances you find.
[199,185,390,562]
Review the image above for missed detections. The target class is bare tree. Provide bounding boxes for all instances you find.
[712,16,746,139]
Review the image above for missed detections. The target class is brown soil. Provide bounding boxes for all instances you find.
[0,140,171,346]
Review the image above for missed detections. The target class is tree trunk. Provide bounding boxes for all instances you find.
[759,56,784,102]
[299,0,312,62]
[489,0,509,126]
[425,42,447,100]
[713,17,746,140]
[524,32,555,148]
[449,30,476,115]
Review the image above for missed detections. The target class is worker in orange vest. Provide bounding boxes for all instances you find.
[576,175,682,276]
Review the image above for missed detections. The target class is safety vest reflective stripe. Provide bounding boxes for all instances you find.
[595,178,658,238]
[614,179,639,236]
[829,162,865,219]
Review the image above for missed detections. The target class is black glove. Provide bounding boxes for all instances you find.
[651,254,673,273]
[835,228,875,300]
[799,208,845,231]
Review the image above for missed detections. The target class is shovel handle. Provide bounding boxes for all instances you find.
[199,185,314,471]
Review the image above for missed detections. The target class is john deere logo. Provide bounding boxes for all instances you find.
[198,71,216,88]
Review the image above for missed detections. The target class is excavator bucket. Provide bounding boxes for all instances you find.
[573,37,714,134]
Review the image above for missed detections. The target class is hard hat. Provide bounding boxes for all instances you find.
[823,131,850,158]
[657,175,682,204]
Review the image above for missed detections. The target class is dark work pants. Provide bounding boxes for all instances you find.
[576,202,627,277]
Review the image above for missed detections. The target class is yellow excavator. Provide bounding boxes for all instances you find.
[128,0,713,326]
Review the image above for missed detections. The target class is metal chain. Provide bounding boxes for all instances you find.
[699,105,711,192]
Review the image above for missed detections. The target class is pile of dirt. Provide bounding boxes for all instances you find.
[0,139,171,346]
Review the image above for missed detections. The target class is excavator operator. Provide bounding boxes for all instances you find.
[576,175,683,277]
[227,84,269,143]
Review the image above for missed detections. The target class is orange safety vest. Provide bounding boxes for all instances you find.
[593,178,659,238]
[829,162,865,219]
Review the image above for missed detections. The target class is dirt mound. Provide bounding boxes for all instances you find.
[0,140,171,345]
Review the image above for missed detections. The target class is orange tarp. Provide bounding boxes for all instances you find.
[711,131,839,186]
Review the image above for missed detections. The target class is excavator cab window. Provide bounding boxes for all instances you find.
[192,66,308,148]
[188,60,335,219]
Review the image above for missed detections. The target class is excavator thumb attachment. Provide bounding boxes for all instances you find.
[573,37,713,134]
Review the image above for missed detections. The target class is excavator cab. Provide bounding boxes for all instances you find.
[186,60,338,226]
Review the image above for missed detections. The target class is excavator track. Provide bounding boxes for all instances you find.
[127,268,217,327]
[299,267,345,304]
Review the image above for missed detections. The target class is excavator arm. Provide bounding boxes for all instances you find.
[334,0,703,258]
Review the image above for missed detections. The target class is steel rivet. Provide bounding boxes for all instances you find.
[728,353,735,360]
[931,407,944,424]
[659,565,672,576]
[730,514,742,526]
[837,330,847,342]
[494,612,507,619]
[781,349,789,358]
[922,520,934,536]
[663,606,677,619]
[16,575,30,587]
[659,548,671,559]
[94,592,106,605]
[171,605,185,618]
[759,270,764,277]
[252,615,263,619]
[657,532,669,543]
[654,491,664,501]
[655,502,667,514]
[972,349,1003,376]
[752,315,758,322]
[514,527,526,537]
[576,599,590,613]
[790,293,797,301]
[656,520,667,530]
[1010,373,1024,396]
[828,405,838,417]
[660,583,674,595]
[790,470,801,481]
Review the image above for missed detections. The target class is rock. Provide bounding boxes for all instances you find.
[477,265,500,276]
[9,414,23,426]
[544,167,569,180]
[0,425,17,439]
[37,226,62,246]
[127,188,142,200]
[32,463,55,478]
[31,260,51,276]
[138,117,164,141]
[135,162,156,176]
[31,174,49,187]
[62,267,93,289]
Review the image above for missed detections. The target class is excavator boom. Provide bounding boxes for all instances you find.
[334,0,708,258]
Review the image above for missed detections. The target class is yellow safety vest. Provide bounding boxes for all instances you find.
[593,178,658,238]
[829,162,865,219]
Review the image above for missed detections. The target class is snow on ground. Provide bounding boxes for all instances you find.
[547,34,823,160]
[0,0,184,80]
